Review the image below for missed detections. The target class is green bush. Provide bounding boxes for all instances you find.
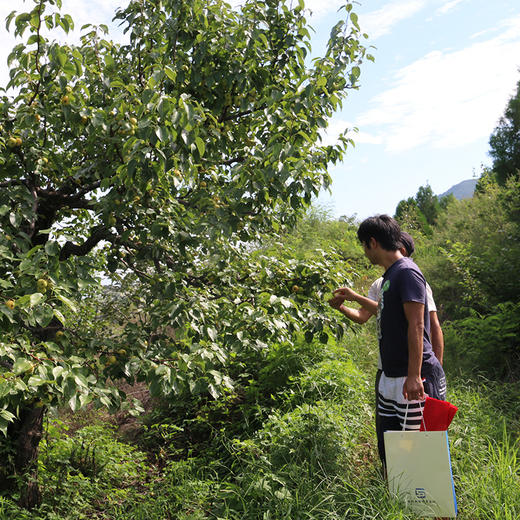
[214,400,362,519]
[288,357,366,407]
[258,402,353,476]
[417,180,520,321]
[444,302,520,378]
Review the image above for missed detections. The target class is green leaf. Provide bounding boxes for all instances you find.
[34,304,54,327]
[5,11,16,31]
[16,293,43,308]
[0,418,8,437]
[45,241,60,256]
[155,126,168,142]
[53,309,67,325]
[27,376,47,387]
[69,394,78,412]
[0,409,15,423]
[104,54,115,69]
[55,294,78,312]
[207,327,217,341]
[52,366,65,379]
[164,66,177,82]
[30,293,44,307]
[13,358,33,375]
[195,137,205,157]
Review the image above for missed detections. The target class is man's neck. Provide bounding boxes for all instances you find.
[378,250,403,270]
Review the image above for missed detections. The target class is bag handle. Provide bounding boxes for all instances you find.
[403,402,427,431]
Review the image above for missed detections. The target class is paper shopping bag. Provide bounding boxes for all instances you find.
[384,430,457,517]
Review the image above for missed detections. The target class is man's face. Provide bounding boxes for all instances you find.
[362,239,378,265]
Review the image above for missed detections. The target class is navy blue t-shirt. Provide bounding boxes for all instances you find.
[377,257,436,377]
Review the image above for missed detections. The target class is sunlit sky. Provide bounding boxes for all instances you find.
[2,0,519,220]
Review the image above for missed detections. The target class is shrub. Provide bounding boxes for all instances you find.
[443,302,520,378]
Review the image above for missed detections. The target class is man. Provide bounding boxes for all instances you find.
[361,215,446,444]
[329,230,445,464]
[329,231,444,364]
[354,216,447,466]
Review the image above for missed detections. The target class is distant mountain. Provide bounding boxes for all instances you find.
[439,179,477,200]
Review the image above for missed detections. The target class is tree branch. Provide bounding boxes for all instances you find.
[218,104,267,123]
[59,225,112,260]
[0,179,28,189]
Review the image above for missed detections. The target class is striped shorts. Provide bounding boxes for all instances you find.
[378,364,447,431]
[378,374,425,430]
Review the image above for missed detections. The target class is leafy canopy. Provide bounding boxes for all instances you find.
[0,0,370,433]
[489,75,520,185]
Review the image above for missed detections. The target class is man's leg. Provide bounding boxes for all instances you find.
[378,373,428,468]
[377,373,405,467]
[374,369,384,464]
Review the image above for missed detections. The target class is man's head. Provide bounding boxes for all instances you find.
[399,231,415,257]
[357,215,401,252]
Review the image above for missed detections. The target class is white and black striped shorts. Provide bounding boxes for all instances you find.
[377,367,447,431]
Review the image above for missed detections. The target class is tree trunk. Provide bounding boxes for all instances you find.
[0,406,45,509]
[17,406,45,509]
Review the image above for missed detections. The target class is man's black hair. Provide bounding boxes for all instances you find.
[357,215,402,251]
[399,231,415,257]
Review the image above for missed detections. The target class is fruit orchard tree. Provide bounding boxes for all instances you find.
[0,0,370,507]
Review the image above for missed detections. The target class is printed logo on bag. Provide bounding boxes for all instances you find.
[415,488,426,500]
[406,488,437,507]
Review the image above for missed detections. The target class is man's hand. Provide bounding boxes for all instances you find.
[328,295,345,310]
[403,375,426,401]
[329,286,378,319]
[333,287,359,301]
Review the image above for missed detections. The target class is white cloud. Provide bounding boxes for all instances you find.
[356,15,520,152]
[360,0,428,40]
[436,0,465,15]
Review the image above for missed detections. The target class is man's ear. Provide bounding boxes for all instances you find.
[369,237,377,249]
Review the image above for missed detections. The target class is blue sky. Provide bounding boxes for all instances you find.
[312,0,520,218]
[2,0,520,220]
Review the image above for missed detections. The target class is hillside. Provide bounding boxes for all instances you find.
[439,179,477,200]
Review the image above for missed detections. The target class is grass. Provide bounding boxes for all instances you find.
[1,326,519,519]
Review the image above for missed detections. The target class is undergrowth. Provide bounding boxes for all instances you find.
[0,327,518,520]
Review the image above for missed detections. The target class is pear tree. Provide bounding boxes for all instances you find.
[0,0,370,507]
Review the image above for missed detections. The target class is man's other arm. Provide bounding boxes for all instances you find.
[429,311,444,365]
[328,296,373,324]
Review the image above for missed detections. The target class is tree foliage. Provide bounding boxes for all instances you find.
[394,196,432,235]
[0,0,370,505]
[417,179,520,318]
[394,183,453,233]
[489,75,520,185]
[414,176,520,378]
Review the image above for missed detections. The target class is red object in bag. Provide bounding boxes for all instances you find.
[420,396,458,431]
